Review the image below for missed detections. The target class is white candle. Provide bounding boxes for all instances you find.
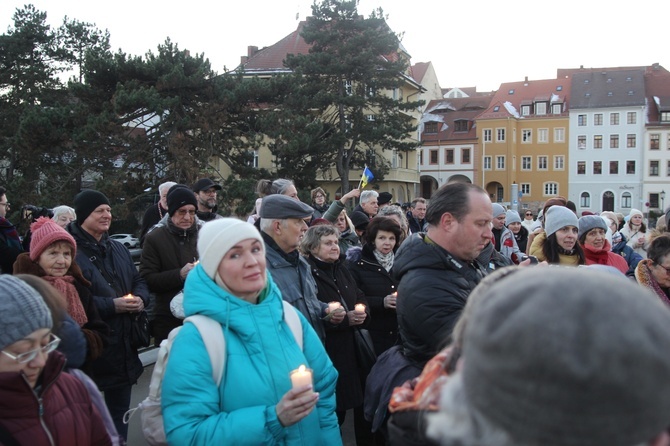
[392,292,398,298]
[290,365,313,389]
[354,303,366,313]
[328,302,342,312]
[124,294,134,300]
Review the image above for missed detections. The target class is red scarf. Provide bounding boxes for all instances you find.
[42,275,89,326]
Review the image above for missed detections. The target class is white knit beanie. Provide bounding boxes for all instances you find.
[505,210,522,225]
[629,208,643,219]
[544,205,578,237]
[197,218,264,289]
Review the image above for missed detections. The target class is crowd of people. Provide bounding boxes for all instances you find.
[3,178,670,446]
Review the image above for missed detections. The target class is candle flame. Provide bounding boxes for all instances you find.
[298,365,306,373]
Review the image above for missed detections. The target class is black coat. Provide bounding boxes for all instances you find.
[307,255,369,411]
[139,202,167,247]
[68,222,150,390]
[346,245,399,355]
[393,233,487,364]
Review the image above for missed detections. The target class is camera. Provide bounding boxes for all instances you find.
[519,254,539,265]
[22,205,54,222]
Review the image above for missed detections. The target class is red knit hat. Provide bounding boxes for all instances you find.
[29,217,76,261]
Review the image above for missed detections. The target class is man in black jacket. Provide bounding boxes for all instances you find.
[393,183,493,364]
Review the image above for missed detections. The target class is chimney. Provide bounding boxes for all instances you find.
[248,46,259,57]
[183,50,190,58]
[241,56,248,65]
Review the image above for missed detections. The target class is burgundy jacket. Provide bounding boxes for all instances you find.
[0,351,111,445]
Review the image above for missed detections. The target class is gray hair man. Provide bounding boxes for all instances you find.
[260,194,343,342]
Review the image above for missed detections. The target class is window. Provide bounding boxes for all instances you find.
[366,85,376,97]
[554,155,564,170]
[538,128,548,143]
[538,156,548,170]
[484,156,492,170]
[461,148,471,163]
[610,113,620,125]
[445,149,454,164]
[454,120,468,132]
[429,149,438,164]
[627,112,636,124]
[552,103,562,114]
[594,113,603,125]
[621,192,632,208]
[252,150,259,168]
[650,160,660,176]
[593,135,603,149]
[662,112,670,123]
[522,129,532,143]
[365,114,376,122]
[580,192,591,208]
[578,114,587,126]
[593,161,602,175]
[483,129,492,142]
[610,161,619,174]
[544,182,558,195]
[610,134,619,149]
[424,122,438,133]
[521,183,531,195]
[627,134,636,148]
[650,193,660,209]
[419,149,423,165]
[577,161,586,174]
[521,105,530,116]
[521,156,532,170]
[651,134,660,150]
[496,128,506,142]
[496,155,505,170]
[668,160,670,176]
[578,135,587,149]
[554,128,565,142]
[535,102,547,115]
[344,80,353,96]
[626,160,636,174]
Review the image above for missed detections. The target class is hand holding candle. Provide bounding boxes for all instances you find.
[385,292,398,309]
[348,303,366,325]
[277,365,319,427]
[290,365,313,389]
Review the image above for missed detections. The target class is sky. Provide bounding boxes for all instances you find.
[1,0,668,92]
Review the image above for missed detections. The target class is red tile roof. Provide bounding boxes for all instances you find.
[239,21,312,73]
[476,77,571,120]
[411,62,430,83]
[422,96,494,141]
[645,65,670,124]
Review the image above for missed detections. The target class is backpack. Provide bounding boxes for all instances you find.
[124,301,303,446]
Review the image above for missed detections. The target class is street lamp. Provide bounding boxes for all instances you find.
[661,190,666,212]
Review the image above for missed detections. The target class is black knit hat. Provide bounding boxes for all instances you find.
[74,190,110,224]
[167,185,198,216]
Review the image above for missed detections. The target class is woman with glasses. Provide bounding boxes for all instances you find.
[140,185,201,346]
[0,274,112,445]
[635,234,670,305]
[521,210,535,232]
[310,187,329,220]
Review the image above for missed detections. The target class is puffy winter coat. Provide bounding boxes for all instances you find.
[68,222,149,390]
[581,240,629,274]
[162,265,342,445]
[0,351,111,445]
[307,255,369,411]
[393,233,487,364]
[140,216,199,344]
[346,244,399,355]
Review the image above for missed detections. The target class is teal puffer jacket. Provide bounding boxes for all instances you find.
[162,265,341,445]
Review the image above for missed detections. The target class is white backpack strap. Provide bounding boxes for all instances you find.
[147,327,182,400]
[184,315,226,387]
[282,301,303,350]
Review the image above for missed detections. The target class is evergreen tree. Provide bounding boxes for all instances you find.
[283,0,422,194]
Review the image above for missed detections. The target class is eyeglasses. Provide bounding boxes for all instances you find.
[0,202,10,209]
[525,213,532,216]
[175,209,196,217]
[655,263,670,275]
[1,333,60,364]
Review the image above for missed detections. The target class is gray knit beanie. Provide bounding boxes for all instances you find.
[505,210,521,225]
[461,267,670,446]
[491,203,506,218]
[544,205,578,237]
[578,215,608,239]
[0,275,53,350]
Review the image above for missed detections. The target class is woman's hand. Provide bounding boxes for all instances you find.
[383,293,397,309]
[276,385,319,427]
[113,295,144,313]
[180,262,196,280]
[347,310,366,325]
[327,307,346,324]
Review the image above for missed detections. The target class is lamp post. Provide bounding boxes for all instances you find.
[661,190,666,212]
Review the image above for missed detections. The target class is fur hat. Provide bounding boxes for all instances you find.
[544,205,578,237]
[0,275,53,351]
[167,185,198,216]
[29,217,76,261]
[491,203,506,218]
[505,210,521,225]
[197,218,263,289]
[73,190,110,224]
[455,267,670,446]
[578,215,608,239]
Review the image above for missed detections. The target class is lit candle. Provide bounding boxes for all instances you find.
[328,302,342,313]
[392,292,398,298]
[290,365,313,389]
[193,260,199,265]
[123,294,134,300]
[354,303,366,313]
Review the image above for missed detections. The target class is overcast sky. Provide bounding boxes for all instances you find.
[1,0,668,92]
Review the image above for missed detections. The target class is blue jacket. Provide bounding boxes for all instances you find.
[162,266,342,446]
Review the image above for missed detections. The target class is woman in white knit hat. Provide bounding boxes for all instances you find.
[161,218,342,445]
[620,208,648,259]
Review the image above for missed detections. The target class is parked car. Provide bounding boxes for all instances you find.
[110,233,140,248]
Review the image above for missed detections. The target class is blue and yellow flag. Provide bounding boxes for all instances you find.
[360,166,374,189]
